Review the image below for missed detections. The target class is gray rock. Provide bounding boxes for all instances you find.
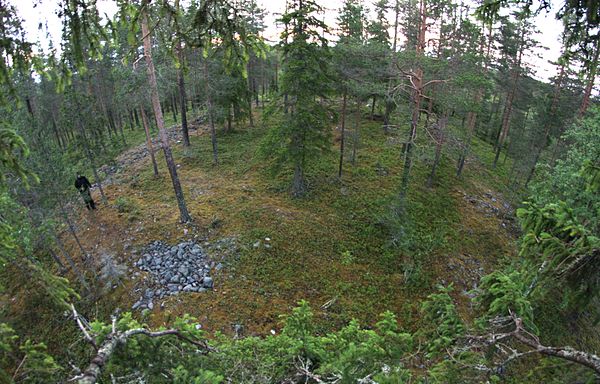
[203,276,214,288]
[183,284,193,291]
[170,274,180,283]
[147,301,154,310]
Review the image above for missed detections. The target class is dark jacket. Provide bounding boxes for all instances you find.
[75,176,92,192]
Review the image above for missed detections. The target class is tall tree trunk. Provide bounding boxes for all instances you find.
[117,112,127,147]
[133,108,140,127]
[382,0,401,134]
[48,248,66,273]
[177,42,190,147]
[578,40,599,118]
[457,20,493,177]
[351,100,360,165]
[370,95,376,120]
[338,91,347,179]
[400,84,422,199]
[202,57,219,165]
[526,63,566,185]
[141,4,192,223]
[493,23,525,168]
[399,0,426,200]
[226,105,232,133]
[140,106,159,177]
[171,93,178,123]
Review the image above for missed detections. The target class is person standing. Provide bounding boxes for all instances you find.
[75,173,96,210]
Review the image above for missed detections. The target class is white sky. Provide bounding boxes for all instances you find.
[13,0,564,81]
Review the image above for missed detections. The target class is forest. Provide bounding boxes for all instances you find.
[0,0,599,382]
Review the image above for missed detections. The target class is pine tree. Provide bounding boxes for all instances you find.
[140,1,192,223]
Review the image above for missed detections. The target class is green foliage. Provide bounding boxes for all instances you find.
[340,250,354,265]
[420,285,465,358]
[476,270,535,330]
[261,0,333,196]
[517,201,600,315]
[0,323,62,383]
[529,107,600,235]
[0,128,34,185]
[114,196,141,221]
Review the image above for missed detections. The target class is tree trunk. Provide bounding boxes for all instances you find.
[292,163,305,197]
[578,39,599,118]
[140,106,159,177]
[48,248,67,273]
[351,100,360,165]
[226,105,232,133]
[526,63,566,185]
[399,0,426,200]
[202,57,219,165]
[177,43,190,147]
[370,95,376,120]
[133,108,140,127]
[118,113,127,147]
[141,4,192,223]
[400,85,421,199]
[382,0,401,134]
[54,233,89,291]
[338,91,347,179]
[493,23,525,168]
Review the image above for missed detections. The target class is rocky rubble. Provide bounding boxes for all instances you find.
[131,240,219,311]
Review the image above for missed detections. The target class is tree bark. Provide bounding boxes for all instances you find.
[577,39,599,118]
[399,0,426,200]
[351,100,360,165]
[493,23,526,168]
[338,91,347,179]
[202,57,219,165]
[140,105,159,177]
[176,42,190,147]
[526,63,566,185]
[141,4,192,223]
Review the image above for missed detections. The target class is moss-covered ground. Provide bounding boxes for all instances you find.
[4,104,520,362]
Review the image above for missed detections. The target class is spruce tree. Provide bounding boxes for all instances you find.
[266,0,332,196]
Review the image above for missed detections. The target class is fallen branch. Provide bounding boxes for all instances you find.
[466,312,600,375]
[70,306,212,384]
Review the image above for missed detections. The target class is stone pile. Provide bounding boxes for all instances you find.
[131,240,216,310]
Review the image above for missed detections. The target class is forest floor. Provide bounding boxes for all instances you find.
[57,106,520,339]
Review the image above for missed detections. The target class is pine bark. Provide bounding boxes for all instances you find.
[399,0,426,200]
[140,105,159,177]
[141,4,192,223]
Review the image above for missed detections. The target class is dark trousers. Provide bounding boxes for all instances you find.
[80,189,96,210]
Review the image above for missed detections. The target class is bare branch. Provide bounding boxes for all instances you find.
[71,304,97,350]
[70,306,212,384]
